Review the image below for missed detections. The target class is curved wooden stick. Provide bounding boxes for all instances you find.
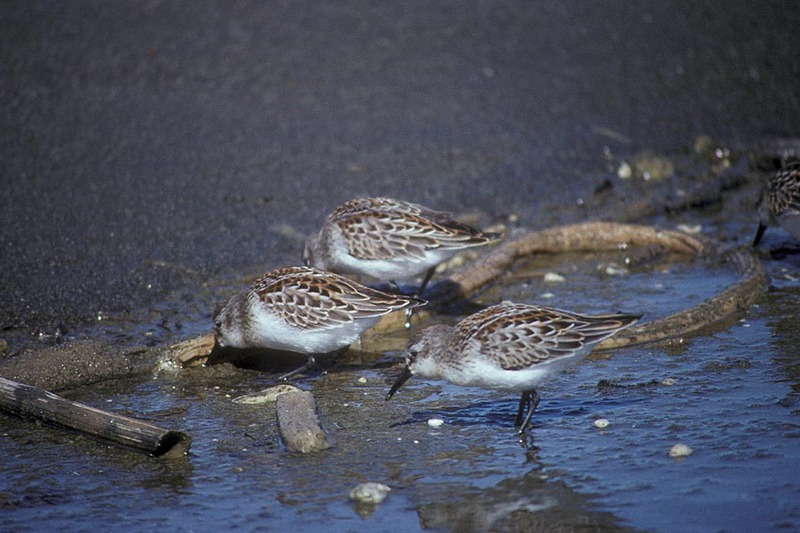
[168,222,766,365]
[367,222,766,347]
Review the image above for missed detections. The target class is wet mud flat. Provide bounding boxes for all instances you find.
[1,254,798,532]
[3,147,800,531]
[3,1,800,531]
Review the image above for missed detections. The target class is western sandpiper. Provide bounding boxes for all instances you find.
[754,161,800,246]
[302,197,501,319]
[213,266,425,378]
[386,302,640,434]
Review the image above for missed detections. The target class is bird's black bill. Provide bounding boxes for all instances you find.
[386,366,412,400]
[753,224,766,247]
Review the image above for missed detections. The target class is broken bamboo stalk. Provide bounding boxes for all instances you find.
[0,376,190,458]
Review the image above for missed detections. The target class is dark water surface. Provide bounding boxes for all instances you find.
[3,252,799,532]
[2,1,800,531]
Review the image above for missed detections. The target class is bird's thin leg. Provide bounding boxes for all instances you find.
[390,280,414,329]
[515,389,541,435]
[403,267,436,329]
[514,391,529,428]
[416,267,436,298]
[753,224,767,247]
[278,355,317,382]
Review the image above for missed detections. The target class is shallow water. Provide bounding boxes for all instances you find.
[3,249,798,532]
[3,1,800,530]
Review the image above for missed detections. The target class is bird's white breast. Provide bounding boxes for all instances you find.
[433,349,591,392]
[247,305,380,354]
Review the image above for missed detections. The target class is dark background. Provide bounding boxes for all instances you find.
[2,1,799,350]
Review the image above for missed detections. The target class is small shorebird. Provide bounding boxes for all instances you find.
[386,302,640,434]
[754,161,800,246]
[213,266,425,379]
[302,197,501,324]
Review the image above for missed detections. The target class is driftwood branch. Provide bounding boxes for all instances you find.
[166,222,766,365]
[0,376,190,458]
[371,222,767,349]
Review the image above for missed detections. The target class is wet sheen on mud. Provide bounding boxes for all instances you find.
[3,250,798,532]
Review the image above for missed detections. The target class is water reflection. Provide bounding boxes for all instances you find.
[413,472,639,532]
[760,282,800,410]
[2,250,799,531]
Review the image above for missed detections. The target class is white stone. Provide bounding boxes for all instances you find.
[349,482,391,504]
[427,418,445,428]
[669,443,693,458]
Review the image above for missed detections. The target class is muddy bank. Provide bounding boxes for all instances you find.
[0,340,157,392]
[0,142,783,391]
[2,1,800,355]
[2,2,800,530]
[0,213,769,394]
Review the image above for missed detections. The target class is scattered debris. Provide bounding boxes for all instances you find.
[669,443,693,458]
[427,418,445,428]
[543,272,566,283]
[233,384,302,404]
[349,482,391,505]
[593,418,610,429]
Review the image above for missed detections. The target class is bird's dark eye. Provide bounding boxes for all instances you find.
[214,320,222,330]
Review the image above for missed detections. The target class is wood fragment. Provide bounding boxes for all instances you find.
[167,333,216,368]
[275,390,331,453]
[0,377,190,458]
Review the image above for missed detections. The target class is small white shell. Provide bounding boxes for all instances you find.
[232,384,302,404]
[349,482,391,504]
[669,443,693,458]
[544,272,566,283]
[618,161,633,179]
[593,418,610,429]
[676,223,702,235]
[427,418,445,428]
[602,264,629,276]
